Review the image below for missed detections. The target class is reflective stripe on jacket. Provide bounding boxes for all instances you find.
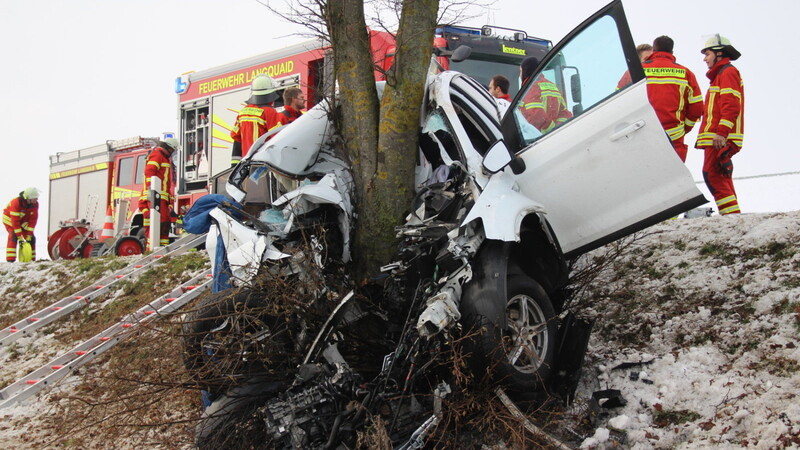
[230,104,288,159]
[139,147,174,204]
[696,58,745,148]
[642,52,703,142]
[2,196,38,239]
[521,74,573,133]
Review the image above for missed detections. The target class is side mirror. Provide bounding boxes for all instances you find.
[482,140,513,174]
[570,72,582,103]
[451,45,473,63]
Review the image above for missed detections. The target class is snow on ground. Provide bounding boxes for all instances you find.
[0,212,798,448]
[0,254,206,448]
[575,212,800,448]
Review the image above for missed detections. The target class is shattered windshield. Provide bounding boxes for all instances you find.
[420,109,462,166]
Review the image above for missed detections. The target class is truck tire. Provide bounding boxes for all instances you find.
[460,241,557,392]
[182,289,288,395]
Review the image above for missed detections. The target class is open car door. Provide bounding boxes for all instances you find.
[500,0,705,258]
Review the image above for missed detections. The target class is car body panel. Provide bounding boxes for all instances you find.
[493,0,705,257]
[254,105,333,178]
[462,170,545,241]
[209,207,286,282]
[510,81,704,257]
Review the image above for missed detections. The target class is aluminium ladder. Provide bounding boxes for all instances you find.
[0,233,206,349]
[0,270,212,409]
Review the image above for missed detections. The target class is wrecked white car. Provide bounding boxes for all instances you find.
[183,1,705,448]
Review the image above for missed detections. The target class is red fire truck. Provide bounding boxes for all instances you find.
[47,136,160,259]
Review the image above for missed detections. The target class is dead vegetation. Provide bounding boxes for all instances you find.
[3,238,596,448]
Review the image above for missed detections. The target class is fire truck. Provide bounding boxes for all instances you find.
[46,25,550,260]
[47,136,160,259]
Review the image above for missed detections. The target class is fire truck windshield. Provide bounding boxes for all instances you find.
[448,58,525,98]
[437,28,551,99]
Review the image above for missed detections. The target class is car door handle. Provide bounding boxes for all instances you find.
[609,120,646,141]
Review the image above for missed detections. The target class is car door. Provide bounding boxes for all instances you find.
[500,0,705,258]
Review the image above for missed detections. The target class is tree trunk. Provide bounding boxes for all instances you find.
[358,0,439,279]
[327,0,440,281]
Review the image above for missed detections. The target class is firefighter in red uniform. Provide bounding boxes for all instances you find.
[3,187,39,262]
[695,35,744,215]
[519,56,573,134]
[230,74,288,166]
[643,36,703,162]
[139,136,178,250]
[281,87,305,123]
[616,43,653,90]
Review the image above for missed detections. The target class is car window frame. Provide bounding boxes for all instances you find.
[500,0,641,153]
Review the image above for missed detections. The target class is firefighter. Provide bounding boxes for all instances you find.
[230,74,288,167]
[519,56,573,134]
[642,36,703,162]
[281,87,306,123]
[139,136,178,250]
[3,187,39,262]
[617,43,654,90]
[695,35,744,215]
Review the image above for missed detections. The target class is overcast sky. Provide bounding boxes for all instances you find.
[1,0,797,255]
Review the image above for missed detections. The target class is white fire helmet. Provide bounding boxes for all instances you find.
[248,74,280,104]
[23,187,40,200]
[161,132,180,152]
[701,34,741,60]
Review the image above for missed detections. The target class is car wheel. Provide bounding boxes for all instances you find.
[196,377,285,450]
[502,276,557,381]
[182,289,288,395]
[461,273,557,391]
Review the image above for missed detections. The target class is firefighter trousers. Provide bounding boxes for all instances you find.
[4,228,35,262]
[672,138,688,163]
[141,199,171,250]
[702,144,741,215]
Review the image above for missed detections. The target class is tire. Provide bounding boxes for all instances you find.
[115,236,144,256]
[182,289,288,394]
[462,274,557,391]
[196,377,285,450]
